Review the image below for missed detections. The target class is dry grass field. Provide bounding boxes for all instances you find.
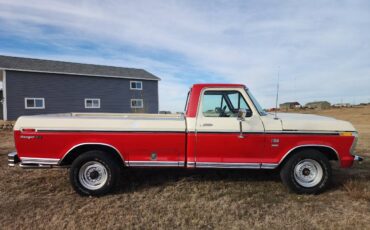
[0,106,369,229]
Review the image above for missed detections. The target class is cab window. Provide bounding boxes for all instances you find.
[202,91,251,117]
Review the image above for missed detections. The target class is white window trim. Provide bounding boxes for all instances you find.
[130,81,143,90]
[25,97,45,109]
[131,99,144,108]
[85,98,101,109]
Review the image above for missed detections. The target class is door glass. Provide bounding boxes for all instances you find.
[202,91,250,117]
[202,93,224,117]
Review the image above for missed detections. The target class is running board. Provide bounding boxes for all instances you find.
[19,163,68,169]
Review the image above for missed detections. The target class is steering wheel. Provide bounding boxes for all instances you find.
[219,105,227,117]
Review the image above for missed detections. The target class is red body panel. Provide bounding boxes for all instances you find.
[185,133,197,164]
[195,133,266,163]
[265,134,355,167]
[15,130,355,168]
[15,130,186,163]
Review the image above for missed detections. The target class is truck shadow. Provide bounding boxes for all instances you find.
[113,167,355,194]
[115,163,370,193]
[115,168,279,194]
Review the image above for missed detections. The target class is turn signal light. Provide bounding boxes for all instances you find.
[339,132,354,136]
[21,128,36,132]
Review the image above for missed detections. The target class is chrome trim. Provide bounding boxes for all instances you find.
[195,162,260,169]
[354,155,363,162]
[21,157,59,165]
[8,152,19,167]
[19,164,69,169]
[59,142,126,165]
[178,162,185,167]
[261,163,278,169]
[279,144,340,165]
[350,132,358,156]
[187,162,196,167]
[20,164,51,169]
[128,161,181,167]
[265,130,341,135]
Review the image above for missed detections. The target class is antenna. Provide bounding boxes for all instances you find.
[274,66,280,119]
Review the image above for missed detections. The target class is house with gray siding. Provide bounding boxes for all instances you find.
[0,55,160,120]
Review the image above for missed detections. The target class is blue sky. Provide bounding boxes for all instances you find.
[0,0,369,111]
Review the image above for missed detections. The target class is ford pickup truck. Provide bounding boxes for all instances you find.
[8,83,363,196]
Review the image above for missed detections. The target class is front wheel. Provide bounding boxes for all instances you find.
[69,150,121,196]
[280,149,332,194]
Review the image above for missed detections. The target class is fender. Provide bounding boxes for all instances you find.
[278,144,340,166]
[59,142,126,165]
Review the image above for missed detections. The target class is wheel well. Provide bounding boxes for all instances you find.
[279,146,339,168]
[60,144,125,166]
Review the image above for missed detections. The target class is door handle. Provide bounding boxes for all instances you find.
[238,120,244,138]
[202,123,213,127]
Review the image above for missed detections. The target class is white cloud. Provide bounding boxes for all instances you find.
[0,0,369,110]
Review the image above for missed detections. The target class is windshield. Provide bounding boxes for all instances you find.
[245,89,267,116]
[184,90,190,112]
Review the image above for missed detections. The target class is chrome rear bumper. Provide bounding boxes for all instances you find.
[8,152,20,166]
[7,152,66,169]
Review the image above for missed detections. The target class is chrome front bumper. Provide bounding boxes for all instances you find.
[354,155,364,162]
[8,152,20,166]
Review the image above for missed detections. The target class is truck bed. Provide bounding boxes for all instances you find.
[14,113,186,132]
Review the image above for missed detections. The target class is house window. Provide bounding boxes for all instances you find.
[85,98,100,109]
[130,81,143,90]
[25,98,45,109]
[131,99,143,108]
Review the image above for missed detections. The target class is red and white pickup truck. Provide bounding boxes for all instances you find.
[8,83,363,195]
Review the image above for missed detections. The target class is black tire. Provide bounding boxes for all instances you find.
[69,150,121,196]
[280,149,332,194]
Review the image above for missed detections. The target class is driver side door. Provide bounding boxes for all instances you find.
[195,89,265,167]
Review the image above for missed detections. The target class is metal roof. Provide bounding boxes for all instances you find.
[280,102,300,105]
[306,101,330,105]
[0,55,160,81]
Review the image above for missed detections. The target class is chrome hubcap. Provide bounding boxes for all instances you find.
[78,161,108,190]
[294,159,323,188]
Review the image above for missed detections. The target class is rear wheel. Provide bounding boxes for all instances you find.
[280,149,332,194]
[69,150,121,196]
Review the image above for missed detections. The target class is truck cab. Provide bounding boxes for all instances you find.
[185,84,267,168]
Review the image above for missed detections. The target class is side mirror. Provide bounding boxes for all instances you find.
[237,109,247,121]
[246,110,252,117]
